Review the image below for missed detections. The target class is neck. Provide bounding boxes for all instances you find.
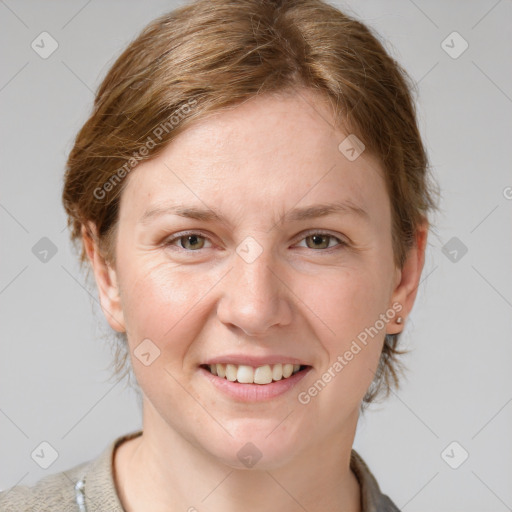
[114,402,361,512]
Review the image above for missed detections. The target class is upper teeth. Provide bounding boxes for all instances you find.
[208,363,302,384]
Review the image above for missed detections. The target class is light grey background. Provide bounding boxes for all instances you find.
[1,1,511,510]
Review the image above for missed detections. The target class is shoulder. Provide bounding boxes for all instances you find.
[0,459,89,512]
[0,430,142,512]
[350,449,402,512]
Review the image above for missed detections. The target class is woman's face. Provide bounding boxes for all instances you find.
[93,89,422,469]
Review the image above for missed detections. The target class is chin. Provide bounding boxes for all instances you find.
[202,426,302,471]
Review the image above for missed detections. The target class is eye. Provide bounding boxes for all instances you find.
[163,231,345,253]
[165,232,212,251]
[296,232,345,250]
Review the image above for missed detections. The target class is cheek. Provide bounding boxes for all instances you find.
[296,273,386,412]
[298,262,392,342]
[118,258,222,361]
[293,258,393,400]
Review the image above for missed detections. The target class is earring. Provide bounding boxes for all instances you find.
[396,316,403,324]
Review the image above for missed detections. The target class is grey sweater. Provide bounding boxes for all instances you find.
[0,430,401,511]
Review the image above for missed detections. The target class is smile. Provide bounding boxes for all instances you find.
[199,363,312,402]
[201,363,308,385]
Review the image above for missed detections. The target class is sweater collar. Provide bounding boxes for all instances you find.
[82,430,396,512]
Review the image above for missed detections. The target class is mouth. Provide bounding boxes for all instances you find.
[200,363,311,385]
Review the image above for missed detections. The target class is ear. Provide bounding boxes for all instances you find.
[387,220,429,335]
[82,223,126,333]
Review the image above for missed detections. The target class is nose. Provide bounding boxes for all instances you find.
[216,246,293,336]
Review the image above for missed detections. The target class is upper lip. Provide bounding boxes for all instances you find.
[201,354,311,367]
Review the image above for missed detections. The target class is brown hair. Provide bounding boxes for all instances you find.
[62,0,438,408]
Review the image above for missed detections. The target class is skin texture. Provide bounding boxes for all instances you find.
[84,88,427,512]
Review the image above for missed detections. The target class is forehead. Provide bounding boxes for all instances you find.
[120,90,389,227]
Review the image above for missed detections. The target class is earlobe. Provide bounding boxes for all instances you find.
[81,224,126,333]
[387,221,429,335]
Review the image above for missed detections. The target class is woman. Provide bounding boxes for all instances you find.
[0,0,437,510]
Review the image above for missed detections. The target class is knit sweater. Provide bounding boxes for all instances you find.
[0,430,401,511]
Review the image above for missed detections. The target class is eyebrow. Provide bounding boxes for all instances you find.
[139,200,369,225]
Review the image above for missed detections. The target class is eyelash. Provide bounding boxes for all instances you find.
[163,230,347,253]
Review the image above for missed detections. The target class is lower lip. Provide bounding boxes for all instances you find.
[199,366,312,402]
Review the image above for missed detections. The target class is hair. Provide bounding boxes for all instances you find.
[62,0,438,409]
